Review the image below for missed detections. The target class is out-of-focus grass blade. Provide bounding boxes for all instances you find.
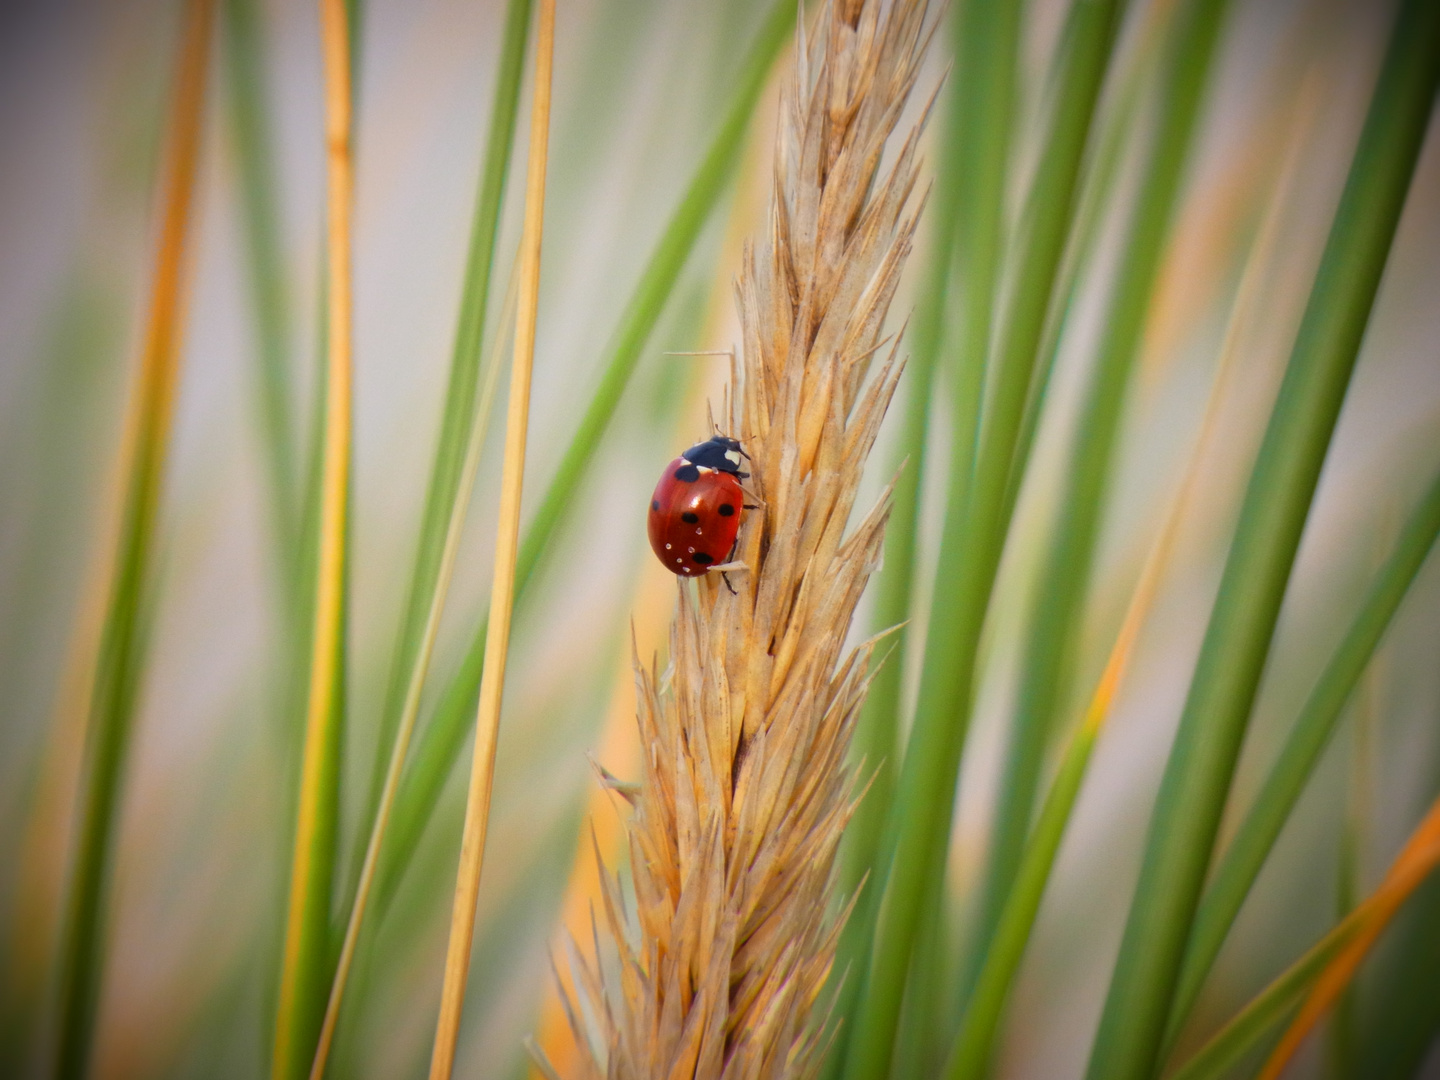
[1086,2,1440,1075]
[373,0,796,916]
[943,106,1275,1070]
[1165,919,1356,1080]
[0,275,119,1075]
[895,0,1132,1064]
[980,0,1229,1010]
[839,0,1026,1068]
[841,0,968,908]
[428,0,553,1067]
[1351,875,1440,1077]
[223,0,301,613]
[844,0,1204,1069]
[833,2,976,1067]
[50,3,217,1076]
[272,0,354,1075]
[1326,658,1371,1076]
[354,0,532,907]
[1164,465,1440,1045]
[944,687,1112,1080]
[308,251,517,1078]
[309,17,527,1052]
[1171,788,1440,1080]
[996,0,1175,532]
[953,0,1127,1004]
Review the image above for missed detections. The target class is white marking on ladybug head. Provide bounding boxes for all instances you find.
[725,449,741,466]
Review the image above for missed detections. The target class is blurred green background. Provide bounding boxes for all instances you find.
[0,0,1437,1077]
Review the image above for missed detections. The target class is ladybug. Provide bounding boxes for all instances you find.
[648,435,751,580]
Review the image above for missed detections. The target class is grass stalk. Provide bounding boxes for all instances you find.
[1165,914,1358,1080]
[943,143,1270,1074]
[372,0,795,916]
[271,0,354,1075]
[841,0,967,905]
[223,0,302,611]
[1086,2,1440,1074]
[954,0,1127,1003]
[843,0,1184,1068]
[307,256,518,1080]
[427,1,553,1074]
[1164,464,1440,1044]
[1170,789,1440,1080]
[976,0,1228,1009]
[50,2,217,1074]
[353,0,533,901]
[994,0,1169,533]
[836,0,1022,1072]
[563,4,935,1074]
[1350,859,1440,1074]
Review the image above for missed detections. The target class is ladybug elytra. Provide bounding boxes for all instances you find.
[647,436,749,578]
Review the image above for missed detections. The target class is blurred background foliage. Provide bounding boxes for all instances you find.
[0,0,1437,1077]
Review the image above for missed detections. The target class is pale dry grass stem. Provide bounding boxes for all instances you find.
[428,0,556,1076]
[556,1,935,1076]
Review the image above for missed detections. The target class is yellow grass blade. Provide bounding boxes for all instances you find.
[428,1,555,1074]
[1255,793,1440,1080]
[307,253,519,1080]
[272,0,353,1075]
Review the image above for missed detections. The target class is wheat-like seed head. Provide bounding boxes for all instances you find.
[556,2,934,1076]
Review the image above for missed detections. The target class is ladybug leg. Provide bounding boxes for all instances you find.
[719,535,742,595]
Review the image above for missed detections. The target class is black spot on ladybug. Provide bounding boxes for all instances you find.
[651,499,659,511]
[674,464,700,483]
[718,503,735,517]
[692,552,714,565]
[681,511,699,523]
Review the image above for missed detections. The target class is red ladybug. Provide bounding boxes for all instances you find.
[648,436,749,578]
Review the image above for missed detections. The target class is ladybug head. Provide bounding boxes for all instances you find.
[681,435,747,475]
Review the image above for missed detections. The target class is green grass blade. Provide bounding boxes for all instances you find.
[1085,3,1440,1075]
[997,3,1163,532]
[955,0,1127,1003]
[945,721,1101,1080]
[373,0,795,916]
[1165,918,1360,1080]
[831,5,976,1062]
[351,0,531,930]
[223,0,302,611]
[1164,464,1440,1045]
[841,0,969,906]
[978,0,1228,1010]
[838,0,1023,1075]
[1352,873,1440,1078]
[272,0,355,1072]
[52,4,217,1076]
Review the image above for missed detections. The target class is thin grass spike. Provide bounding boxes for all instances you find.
[556,2,934,1077]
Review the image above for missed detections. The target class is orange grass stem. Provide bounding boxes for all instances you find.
[1256,794,1440,1080]
[273,0,353,1076]
[50,1,216,1074]
[428,1,554,1075]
